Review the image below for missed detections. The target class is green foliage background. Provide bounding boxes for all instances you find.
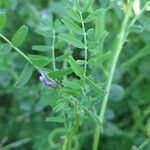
[0,0,150,150]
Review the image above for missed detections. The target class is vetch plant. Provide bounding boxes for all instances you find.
[0,0,150,149]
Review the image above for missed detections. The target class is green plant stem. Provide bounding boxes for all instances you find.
[63,137,69,150]
[0,33,39,70]
[92,1,133,150]
[52,30,56,71]
[62,112,80,150]
[80,12,88,76]
[136,139,150,150]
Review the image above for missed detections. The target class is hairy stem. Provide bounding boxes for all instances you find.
[52,30,56,71]
[80,12,88,76]
[92,1,133,150]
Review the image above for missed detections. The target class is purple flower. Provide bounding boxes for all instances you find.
[39,70,58,88]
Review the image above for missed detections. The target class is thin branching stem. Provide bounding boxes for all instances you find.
[80,12,88,76]
[52,30,56,71]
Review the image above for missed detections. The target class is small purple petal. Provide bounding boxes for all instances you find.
[39,76,47,85]
[38,70,58,88]
[39,70,46,78]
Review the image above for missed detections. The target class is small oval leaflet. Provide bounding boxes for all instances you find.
[59,34,85,49]
[67,56,84,78]
[0,12,6,32]
[11,25,29,47]
[28,54,50,67]
[62,17,83,34]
